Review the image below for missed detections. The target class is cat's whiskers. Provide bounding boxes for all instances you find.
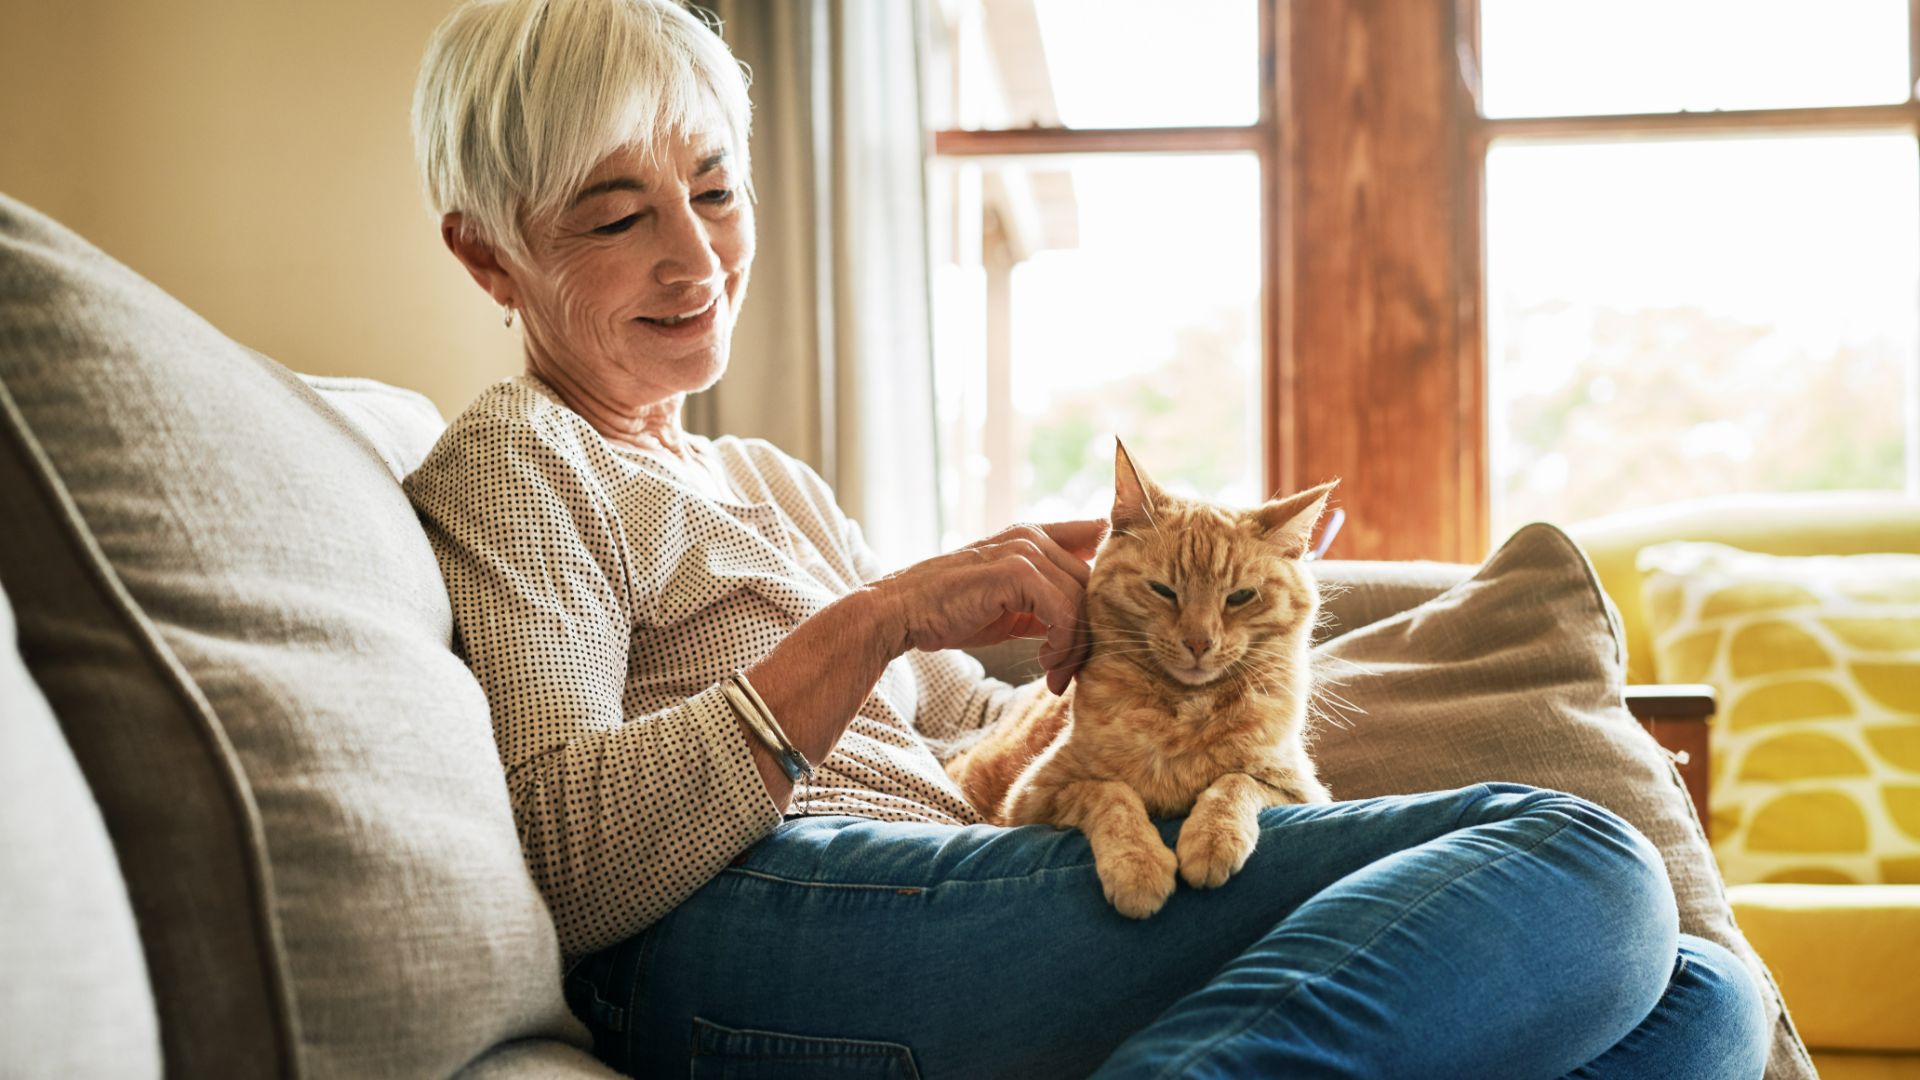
[1305,686,1365,732]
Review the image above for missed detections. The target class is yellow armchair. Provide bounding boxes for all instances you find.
[1571,492,1920,1077]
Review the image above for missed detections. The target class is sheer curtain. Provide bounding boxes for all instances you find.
[694,0,942,566]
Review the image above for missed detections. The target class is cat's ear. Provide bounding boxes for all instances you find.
[1111,438,1163,534]
[1254,479,1339,558]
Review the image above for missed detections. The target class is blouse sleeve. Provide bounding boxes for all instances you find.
[839,513,1024,744]
[405,410,782,959]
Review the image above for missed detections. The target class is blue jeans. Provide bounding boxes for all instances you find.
[564,784,1767,1079]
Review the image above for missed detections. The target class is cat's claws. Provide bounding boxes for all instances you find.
[1176,820,1256,890]
[1099,842,1178,919]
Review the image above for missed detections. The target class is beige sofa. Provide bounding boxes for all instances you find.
[0,192,1819,1078]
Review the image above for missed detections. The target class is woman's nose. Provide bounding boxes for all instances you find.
[654,204,721,285]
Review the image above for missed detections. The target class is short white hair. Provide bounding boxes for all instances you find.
[412,0,752,260]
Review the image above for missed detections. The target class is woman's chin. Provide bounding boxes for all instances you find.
[619,339,728,395]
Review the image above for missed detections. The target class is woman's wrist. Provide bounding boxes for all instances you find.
[732,583,905,807]
[844,581,912,666]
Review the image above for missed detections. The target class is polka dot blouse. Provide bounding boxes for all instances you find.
[404,375,1020,959]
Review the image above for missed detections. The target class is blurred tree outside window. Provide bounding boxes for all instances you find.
[924,0,1262,549]
[1481,0,1919,535]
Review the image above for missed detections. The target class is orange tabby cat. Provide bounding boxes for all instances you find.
[945,443,1337,918]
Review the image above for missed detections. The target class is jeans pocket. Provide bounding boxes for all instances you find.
[689,1017,920,1080]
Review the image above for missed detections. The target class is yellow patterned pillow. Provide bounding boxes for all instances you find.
[1638,542,1920,886]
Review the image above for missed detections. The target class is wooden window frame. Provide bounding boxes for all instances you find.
[932,0,1920,563]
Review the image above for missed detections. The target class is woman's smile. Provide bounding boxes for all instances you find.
[635,292,721,337]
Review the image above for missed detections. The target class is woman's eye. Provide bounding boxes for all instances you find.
[1226,588,1256,607]
[593,213,641,236]
[1149,581,1177,601]
[698,188,736,205]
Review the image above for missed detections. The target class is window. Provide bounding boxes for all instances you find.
[919,2,1920,561]
[923,0,1267,549]
[1478,0,1920,535]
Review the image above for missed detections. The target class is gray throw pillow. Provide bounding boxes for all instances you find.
[0,578,161,1078]
[0,192,597,1076]
[1311,522,1817,1080]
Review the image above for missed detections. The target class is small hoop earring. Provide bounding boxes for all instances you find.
[502,304,516,329]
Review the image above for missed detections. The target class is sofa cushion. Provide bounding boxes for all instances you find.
[1311,523,1816,1080]
[1310,557,1472,643]
[1637,541,1920,886]
[301,372,448,481]
[1568,492,1920,683]
[1729,883,1920,1052]
[0,192,596,1076]
[0,577,161,1078]
[0,371,292,1074]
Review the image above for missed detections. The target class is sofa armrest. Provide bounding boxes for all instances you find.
[1624,684,1716,838]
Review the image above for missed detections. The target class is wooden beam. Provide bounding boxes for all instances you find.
[1452,0,1488,561]
[1475,102,1919,146]
[1261,0,1291,508]
[1277,0,1480,562]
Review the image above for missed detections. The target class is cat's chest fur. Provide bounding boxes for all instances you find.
[1072,674,1300,818]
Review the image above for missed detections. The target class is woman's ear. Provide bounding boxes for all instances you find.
[440,213,519,307]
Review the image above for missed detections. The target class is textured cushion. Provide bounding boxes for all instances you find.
[302,372,448,481]
[1311,523,1816,1080]
[1729,883,1920,1051]
[0,578,160,1078]
[1638,542,1920,886]
[0,373,291,1074]
[0,192,596,1076]
[1568,492,1920,683]
[1310,558,1471,643]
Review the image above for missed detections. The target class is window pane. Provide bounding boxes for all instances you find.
[1481,0,1911,118]
[1486,135,1920,538]
[925,0,1258,130]
[928,154,1261,549]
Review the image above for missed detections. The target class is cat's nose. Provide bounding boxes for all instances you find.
[1186,637,1214,660]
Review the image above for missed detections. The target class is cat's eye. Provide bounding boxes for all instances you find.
[1226,588,1257,607]
[1149,581,1177,601]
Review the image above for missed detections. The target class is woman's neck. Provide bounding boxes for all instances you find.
[525,358,696,460]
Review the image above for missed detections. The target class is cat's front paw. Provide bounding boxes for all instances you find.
[1096,840,1178,919]
[1176,814,1258,889]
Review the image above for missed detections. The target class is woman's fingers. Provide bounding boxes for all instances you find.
[987,522,1103,586]
[981,526,1101,694]
[885,524,1099,672]
[1039,614,1094,695]
[1003,557,1078,659]
[1038,518,1109,561]
[994,543,1085,670]
[995,538,1085,610]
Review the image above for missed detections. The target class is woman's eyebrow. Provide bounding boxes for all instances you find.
[571,177,645,207]
[569,153,730,208]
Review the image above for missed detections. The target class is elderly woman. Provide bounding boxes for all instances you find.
[403,1,1767,1076]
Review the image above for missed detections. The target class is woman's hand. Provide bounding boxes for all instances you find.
[871,519,1108,695]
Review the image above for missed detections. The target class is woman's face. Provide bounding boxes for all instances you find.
[512,126,754,403]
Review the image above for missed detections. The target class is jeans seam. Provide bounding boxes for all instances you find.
[627,930,658,1069]
[1146,811,1582,1080]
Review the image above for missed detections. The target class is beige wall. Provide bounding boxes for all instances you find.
[0,0,521,419]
